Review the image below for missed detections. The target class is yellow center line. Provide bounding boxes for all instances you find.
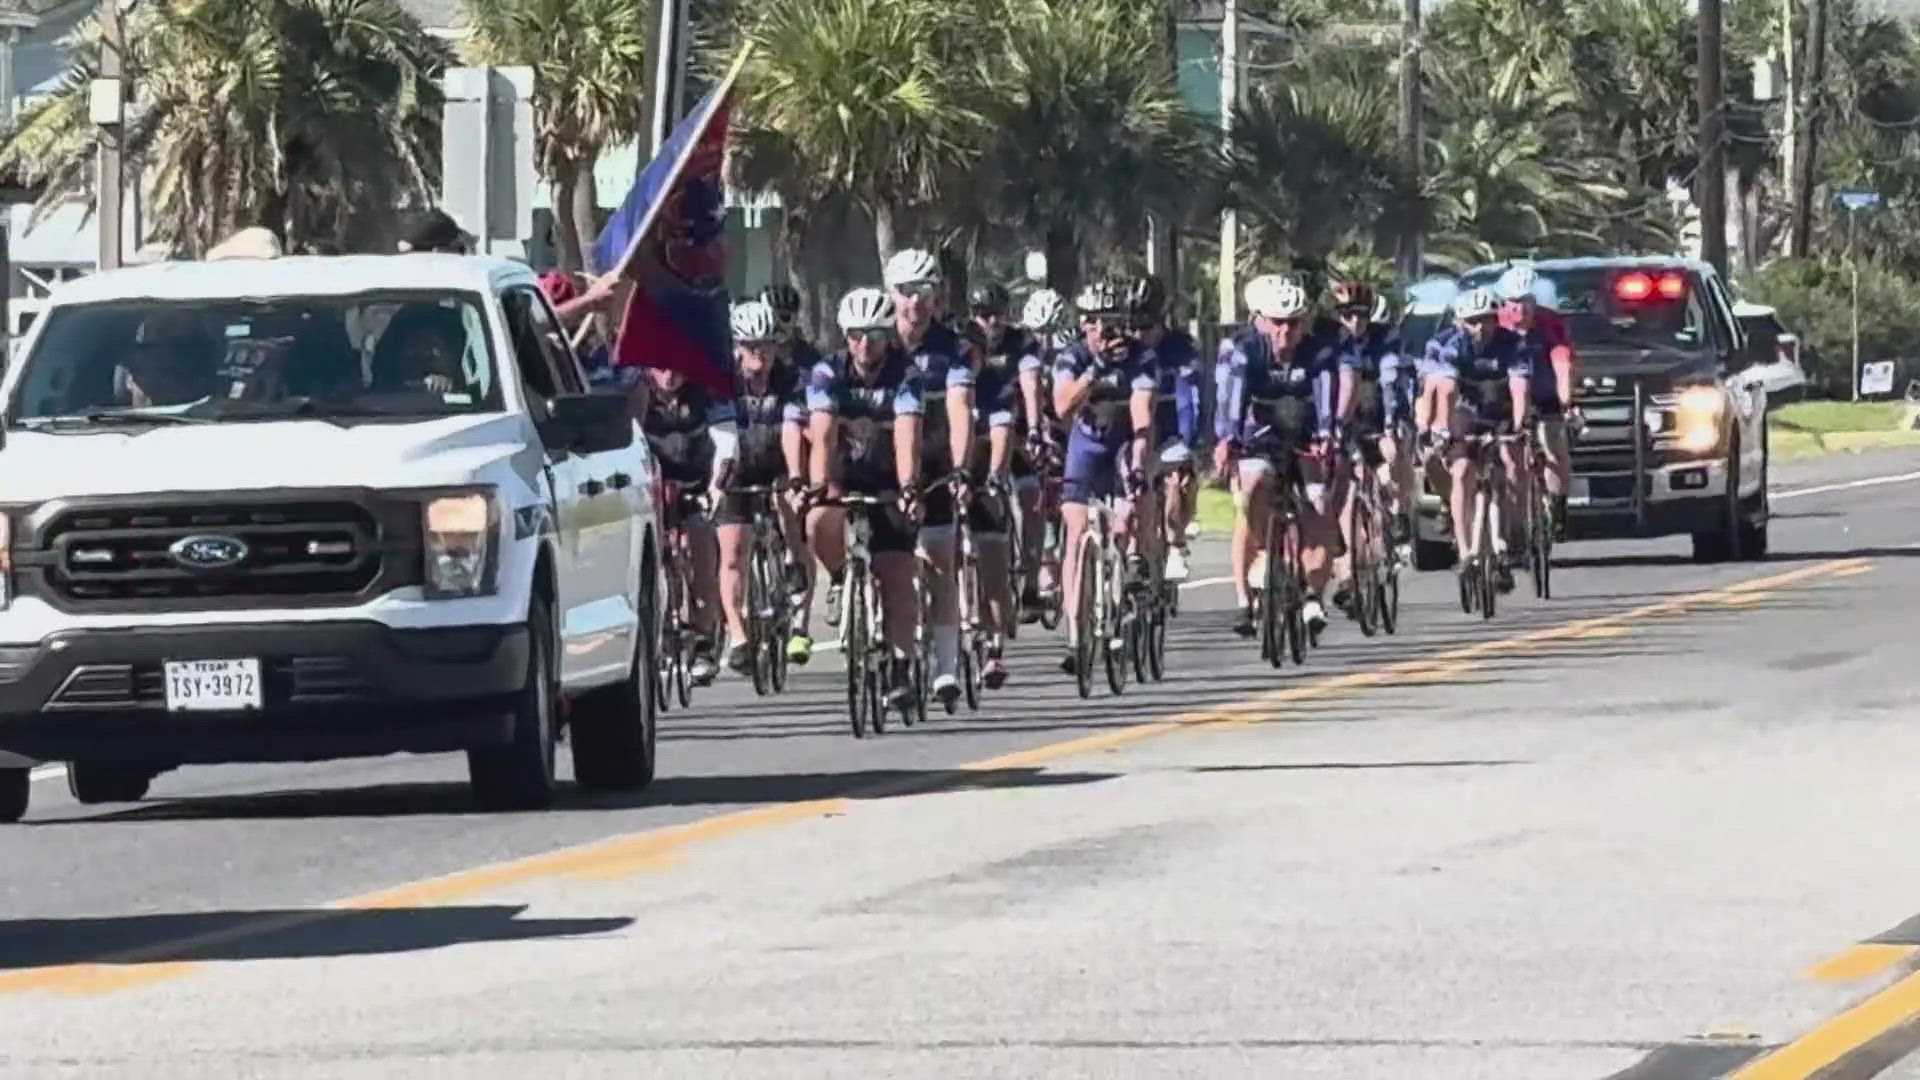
[1732,963,1920,1077]
[0,557,1865,997]
[1806,943,1917,983]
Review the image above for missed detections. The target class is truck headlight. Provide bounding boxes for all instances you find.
[1673,387,1724,454]
[422,490,498,599]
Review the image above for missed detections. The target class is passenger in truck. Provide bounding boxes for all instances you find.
[370,305,469,397]
[118,311,216,407]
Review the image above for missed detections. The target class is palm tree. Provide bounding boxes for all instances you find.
[970,0,1208,298]
[728,0,989,267]
[464,0,651,273]
[0,0,450,257]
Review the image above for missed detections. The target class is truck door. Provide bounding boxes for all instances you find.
[507,286,637,688]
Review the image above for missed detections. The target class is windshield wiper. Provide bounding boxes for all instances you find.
[15,408,213,429]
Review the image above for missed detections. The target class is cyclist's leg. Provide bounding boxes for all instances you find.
[1446,440,1476,556]
[1058,426,1110,665]
[684,512,722,682]
[1297,450,1337,621]
[870,504,920,702]
[713,506,754,673]
[1328,441,1358,601]
[1016,471,1044,610]
[1497,437,1526,553]
[1537,413,1572,531]
[777,491,816,659]
[969,480,1014,686]
[1382,428,1416,543]
[1158,440,1193,580]
[917,477,963,701]
[807,495,848,626]
[1233,455,1275,634]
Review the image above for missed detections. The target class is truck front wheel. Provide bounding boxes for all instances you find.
[468,595,559,811]
[570,562,659,792]
[0,769,27,822]
[67,760,153,804]
[1692,438,1745,563]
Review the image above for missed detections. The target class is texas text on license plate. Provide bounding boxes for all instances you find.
[163,659,264,712]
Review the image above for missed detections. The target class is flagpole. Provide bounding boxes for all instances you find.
[607,43,756,283]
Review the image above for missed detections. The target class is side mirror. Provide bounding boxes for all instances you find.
[538,392,633,455]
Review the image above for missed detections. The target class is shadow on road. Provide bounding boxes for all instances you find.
[0,904,629,971]
[42,767,1119,823]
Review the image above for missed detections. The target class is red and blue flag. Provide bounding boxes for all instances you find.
[595,52,751,399]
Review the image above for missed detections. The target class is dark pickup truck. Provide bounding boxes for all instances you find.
[1404,257,1771,563]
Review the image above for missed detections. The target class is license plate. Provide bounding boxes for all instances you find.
[1569,478,1591,507]
[163,659,263,712]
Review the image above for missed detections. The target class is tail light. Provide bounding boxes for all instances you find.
[1614,272,1688,302]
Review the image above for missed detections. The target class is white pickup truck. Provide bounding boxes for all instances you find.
[0,254,662,819]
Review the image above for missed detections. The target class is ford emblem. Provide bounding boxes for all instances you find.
[169,534,249,570]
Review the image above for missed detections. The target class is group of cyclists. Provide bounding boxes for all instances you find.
[615,249,1581,723]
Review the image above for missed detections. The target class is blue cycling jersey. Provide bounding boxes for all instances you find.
[1216,326,1355,449]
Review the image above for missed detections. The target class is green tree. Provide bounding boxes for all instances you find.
[1,0,450,257]
[464,0,652,273]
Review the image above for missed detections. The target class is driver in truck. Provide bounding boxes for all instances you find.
[1495,264,1578,536]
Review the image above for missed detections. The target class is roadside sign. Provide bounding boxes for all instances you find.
[1861,360,1896,396]
[1837,191,1882,210]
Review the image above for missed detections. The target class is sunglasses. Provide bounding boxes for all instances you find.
[1464,314,1497,326]
[845,328,892,344]
[1337,306,1370,319]
[894,281,939,299]
[737,339,777,352]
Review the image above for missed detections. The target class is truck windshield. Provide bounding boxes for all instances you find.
[1460,266,1708,353]
[7,290,503,426]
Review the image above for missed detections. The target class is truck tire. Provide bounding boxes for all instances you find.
[468,595,558,811]
[1737,439,1770,560]
[0,769,27,823]
[570,561,659,792]
[1691,438,1744,563]
[1412,536,1456,572]
[66,760,153,804]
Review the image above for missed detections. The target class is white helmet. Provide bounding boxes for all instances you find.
[836,287,896,332]
[1370,293,1390,324]
[1244,274,1309,320]
[730,299,778,342]
[883,248,941,289]
[1021,287,1067,330]
[1453,287,1499,320]
[1075,280,1123,314]
[1496,263,1539,301]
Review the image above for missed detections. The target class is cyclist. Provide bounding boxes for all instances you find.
[1215,275,1352,639]
[1054,279,1156,674]
[963,283,1031,688]
[716,300,813,675]
[806,287,926,708]
[638,364,735,686]
[1017,286,1070,621]
[1495,263,1577,535]
[1129,274,1202,585]
[759,282,824,371]
[1328,280,1412,608]
[1418,286,1532,590]
[885,248,976,707]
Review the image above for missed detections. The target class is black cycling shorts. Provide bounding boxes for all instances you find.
[713,473,785,528]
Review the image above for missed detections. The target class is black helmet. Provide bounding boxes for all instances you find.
[969,282,1011,316]
[1124,273,1167,320]
[396,208,471,254]
[759,283,802,322]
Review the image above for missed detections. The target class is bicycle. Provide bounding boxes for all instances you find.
[721,482,797,696]
[817,490,912,738]
[1024,436,1066,632]
[1250,447,1313,669]
[1454,428,1525,621]
[1521,420,1559,600]
[1070,474,1143,699]
[957,475,1017,711]
[656,483,710,710]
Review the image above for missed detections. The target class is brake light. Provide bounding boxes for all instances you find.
[1614,271,1687,302]
[1615,273,1653,301]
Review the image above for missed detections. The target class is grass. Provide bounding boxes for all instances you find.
[1772,400,1910,435]
[1196,487,1235,536]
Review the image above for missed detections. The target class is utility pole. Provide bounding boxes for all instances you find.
[1217,0,1240,328]
[1147,6,1179,302]
[1789,0,1828,258]
[1398,0,1422,286]
[1778,0,1796,223]
[648,0,690,155]
[94,0,124,271]
[1697,0,1728,277]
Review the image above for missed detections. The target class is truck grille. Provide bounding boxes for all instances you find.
[45,657,377,711]
[13,491,424,612]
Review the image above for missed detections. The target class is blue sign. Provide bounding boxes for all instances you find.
[1837,191,1882,210]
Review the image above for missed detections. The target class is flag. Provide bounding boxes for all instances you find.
[595,49,753,400]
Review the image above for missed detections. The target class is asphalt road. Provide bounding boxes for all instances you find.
[7,448,1920,1078]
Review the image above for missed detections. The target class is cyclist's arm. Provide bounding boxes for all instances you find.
[894,381,924,492]
[945,366,975,472]
[780,399,807,484]
[1214,349,1246,446]
[804,372,837,490]
[1018,350,1047,434]
[1552,344,1575,411]
[1508,370,1532,430]
[1175,359,1200,446]
[1128,369,1156,475]
[1052,356,1094,420]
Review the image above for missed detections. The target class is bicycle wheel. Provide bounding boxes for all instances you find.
[1262,508,1286,669]
[960,551,982,712]
[1039,503,1065,631]
[1352,491,1380,638]
[1379,560,1401,635]
[656,555,680,714]
[1532,488,1554,600]
[1103,547,1129,696]
[1280,494,1308,666]
[1146,598,1168,681]
[843,566,871,739]
[748,543,773,697]
[1073,534,1099,699]
[669,563,694,709]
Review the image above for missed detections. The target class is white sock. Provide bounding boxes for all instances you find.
[934,623,960,678]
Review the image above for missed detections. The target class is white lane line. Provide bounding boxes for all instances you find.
[809,575,1235,654]
[1773,469,1920,501]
